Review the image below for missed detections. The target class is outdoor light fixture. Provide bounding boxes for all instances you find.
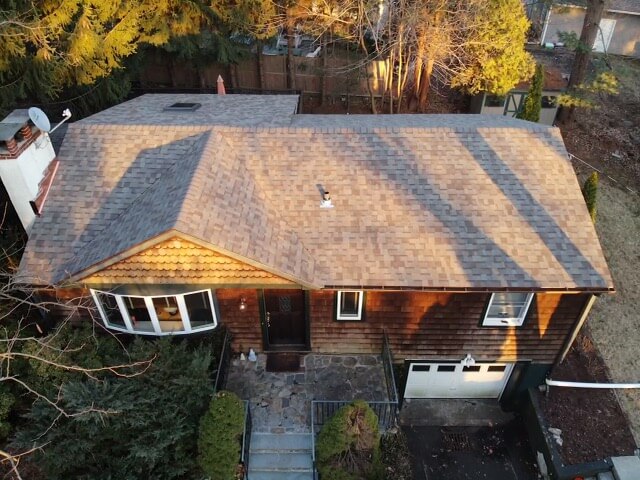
[461,354,476,368]
[239,297,247,311]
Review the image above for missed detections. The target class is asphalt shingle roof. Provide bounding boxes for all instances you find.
[17,94,614,291]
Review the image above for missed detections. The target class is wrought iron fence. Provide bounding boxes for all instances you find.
[311,399,398,479]
[241,400,252,480]
[213,330,231,393]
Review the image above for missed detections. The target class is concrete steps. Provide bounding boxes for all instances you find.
[248,433,314,480]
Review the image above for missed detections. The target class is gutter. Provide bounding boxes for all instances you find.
[546,378,640,389]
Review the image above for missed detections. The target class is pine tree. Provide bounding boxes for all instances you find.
[517,63,544,122]
[582,172,599,223]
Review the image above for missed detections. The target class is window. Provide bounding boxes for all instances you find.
[482,292,534,327]
[484,95,505,107]
[163,102,202,112]
[336,290,364,321]
[91,289,217,335]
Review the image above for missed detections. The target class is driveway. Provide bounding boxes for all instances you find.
[403,420,539,480]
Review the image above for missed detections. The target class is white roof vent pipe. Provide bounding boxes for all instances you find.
[320,191,333,208]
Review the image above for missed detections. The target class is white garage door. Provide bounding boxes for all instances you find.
[404,362,514,399]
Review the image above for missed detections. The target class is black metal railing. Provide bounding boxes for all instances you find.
[381,330,399,407]
[312,400,398,432]
[213,330,232,393]
[241,400,252,480]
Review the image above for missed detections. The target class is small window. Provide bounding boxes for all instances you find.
[488,365,507,373]
[484,95,505,107]
[462,365,481,372]
[483,292,534,327]
[541,96,557,109]
[336,290,364,321]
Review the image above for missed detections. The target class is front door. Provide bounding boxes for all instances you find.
[262,289,307,350]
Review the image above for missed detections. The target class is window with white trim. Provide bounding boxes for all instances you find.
[336,290,364,321]
[482,292,534,327]
[91,289,218,335]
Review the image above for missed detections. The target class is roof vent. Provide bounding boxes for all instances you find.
[163,102,202,112]
[320,191,334,209]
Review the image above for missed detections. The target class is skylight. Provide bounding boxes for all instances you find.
[163,102,202,112]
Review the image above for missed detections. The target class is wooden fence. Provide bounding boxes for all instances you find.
[139,50,390,98]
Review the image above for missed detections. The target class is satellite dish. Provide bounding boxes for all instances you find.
[28,107,51,133]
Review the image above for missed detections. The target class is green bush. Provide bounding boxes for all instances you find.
[11,336,214,480]
[0,386,15,440]
[582,172,599,223]
[316,400,384,480]
[198,390,245,480]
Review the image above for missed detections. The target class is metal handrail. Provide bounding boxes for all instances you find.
[311,403,317,479]
[240,400,252,480]
[213,330,231,392]
[382,330,399,406]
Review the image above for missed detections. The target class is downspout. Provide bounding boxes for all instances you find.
[557,293,597,363]
[540,5,552,46]
[546,379,640,389]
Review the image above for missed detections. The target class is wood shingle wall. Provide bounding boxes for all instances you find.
[308,290,588,363]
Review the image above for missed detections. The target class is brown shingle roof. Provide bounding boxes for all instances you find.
[17,95,614,291]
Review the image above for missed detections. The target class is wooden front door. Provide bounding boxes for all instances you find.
[262,289,307,350]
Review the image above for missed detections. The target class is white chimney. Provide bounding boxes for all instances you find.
[0,109,58,234]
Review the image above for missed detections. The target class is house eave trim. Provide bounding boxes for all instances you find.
[322,285,614,293]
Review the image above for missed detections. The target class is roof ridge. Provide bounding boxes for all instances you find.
[174,132,320,286]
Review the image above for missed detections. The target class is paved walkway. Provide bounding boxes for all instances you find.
[226,353,389,433]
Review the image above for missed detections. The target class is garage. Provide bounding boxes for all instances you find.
[404,362,514,399]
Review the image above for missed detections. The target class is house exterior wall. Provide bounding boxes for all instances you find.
[308,290,590,363]
[44,286,589,367]
[543,7,640,58]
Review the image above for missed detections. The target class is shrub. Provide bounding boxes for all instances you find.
[0,386,15,440]
[11,337,214,480]
[316,400,384,480]
[198,390,245,480]
[582,172,598,223]
[517,63,543,123]
[380,428,413,480]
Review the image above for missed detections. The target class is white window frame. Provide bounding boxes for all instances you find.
[90,288,218,335]
[336,290,364,321]
[482,292,534,327]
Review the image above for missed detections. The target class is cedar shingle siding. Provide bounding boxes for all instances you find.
[308,291,586,363]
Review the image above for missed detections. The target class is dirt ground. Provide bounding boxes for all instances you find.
[540,332,637,464]
[583,179,640,446]
[554,53,640,446]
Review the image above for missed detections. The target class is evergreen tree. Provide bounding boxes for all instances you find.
[517,63,544,122]
[451,0,534,98]
[11,338,214,480]
[582,172,599,223]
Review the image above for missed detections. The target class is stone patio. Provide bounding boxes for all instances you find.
[226,353,390,433]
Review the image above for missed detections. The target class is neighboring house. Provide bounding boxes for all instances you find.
[470,65,568,125]
[527,0,640,58]
[6,94,613,407]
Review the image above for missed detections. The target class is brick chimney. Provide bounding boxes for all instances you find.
[0,109,57,234]
[217,75,226,95]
